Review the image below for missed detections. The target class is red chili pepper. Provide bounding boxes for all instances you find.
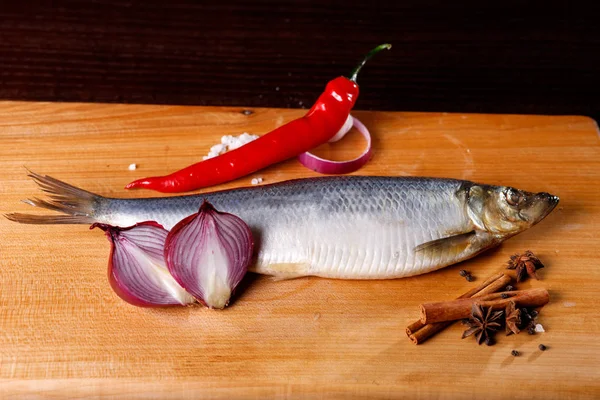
[125,44,391,193]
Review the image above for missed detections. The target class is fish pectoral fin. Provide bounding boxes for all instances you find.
[260,263,311,281]
[414,231,477,258]
[414,230,500,260]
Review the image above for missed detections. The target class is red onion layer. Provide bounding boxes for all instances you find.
[297,115,372,174]
[92,222,195,307]
[165,200,254,309]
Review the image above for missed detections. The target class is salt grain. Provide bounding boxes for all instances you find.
[128,163,137,171]
[534,323,545,333]
[226,133,259,150]
[210,143,226,154]
[203,132,259,160]
[251,177,263,185]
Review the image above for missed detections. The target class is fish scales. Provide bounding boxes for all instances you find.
[100,176,471,279]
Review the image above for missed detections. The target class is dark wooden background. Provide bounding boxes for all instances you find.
[1,0,598,120]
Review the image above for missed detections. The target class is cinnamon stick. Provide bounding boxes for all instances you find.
[406,320,454,344]
[406,272,511,344]
[420,287,549,324]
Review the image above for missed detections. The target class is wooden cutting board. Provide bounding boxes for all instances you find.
[1,101,599,399]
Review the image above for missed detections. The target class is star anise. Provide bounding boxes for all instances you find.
[462,304,504,345]
[507,250,545,282]
[505,301,521,335]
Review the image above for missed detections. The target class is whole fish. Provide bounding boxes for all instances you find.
[6,172,558,279]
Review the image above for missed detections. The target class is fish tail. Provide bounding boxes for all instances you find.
[4,170,102,225]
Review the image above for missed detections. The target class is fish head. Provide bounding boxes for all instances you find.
[467,184,559,237]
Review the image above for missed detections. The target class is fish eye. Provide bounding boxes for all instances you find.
[505,188,522,206]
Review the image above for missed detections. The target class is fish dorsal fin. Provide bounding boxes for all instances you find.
[414,231,477,258]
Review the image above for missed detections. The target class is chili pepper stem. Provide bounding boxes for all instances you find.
[348,43,392,82]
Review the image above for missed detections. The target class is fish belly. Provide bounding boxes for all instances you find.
[251,202,469,279]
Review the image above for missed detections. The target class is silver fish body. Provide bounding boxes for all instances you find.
[105,177,472,279]
[7,174,559,280]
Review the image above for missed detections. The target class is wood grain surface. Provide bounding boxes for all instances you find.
[1,0,599,120]
[1,101,599,399]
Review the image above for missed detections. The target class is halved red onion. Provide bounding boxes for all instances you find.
[297,115,372,174]
[165,201,254,309]
[92,222,195,307]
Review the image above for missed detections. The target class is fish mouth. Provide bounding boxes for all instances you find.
[531,192,560,224]
[540,192,559,217]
